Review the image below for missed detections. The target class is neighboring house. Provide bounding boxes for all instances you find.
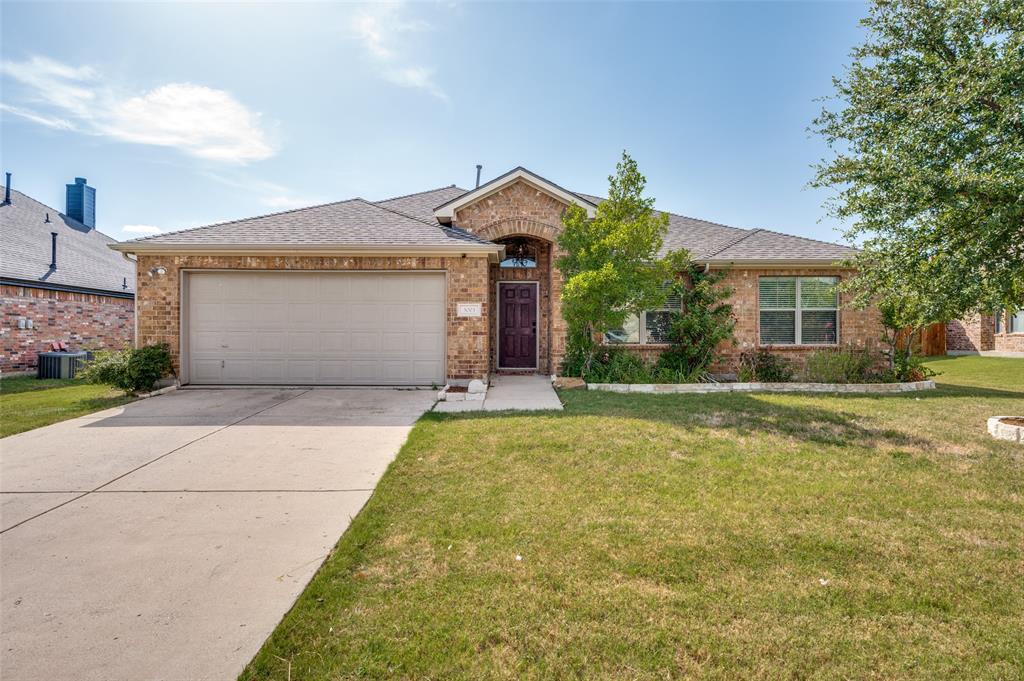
[947,311,1024,355]
[1,176,135,373]
[111,167,881,386]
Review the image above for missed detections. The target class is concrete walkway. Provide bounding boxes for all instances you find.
[0,388,434,681]
[435,374,563,412]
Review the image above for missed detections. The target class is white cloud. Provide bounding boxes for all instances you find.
[122,224,162,235]
[384,67,448,103]
[0,103,76,130]
[350,5,448,102]
[203,171,325,210]
[1,56,276,164]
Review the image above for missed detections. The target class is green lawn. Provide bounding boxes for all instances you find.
[0,376,134,438]
[242,356,1023,680]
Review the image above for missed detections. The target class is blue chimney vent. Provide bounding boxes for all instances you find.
[66,177,96,229]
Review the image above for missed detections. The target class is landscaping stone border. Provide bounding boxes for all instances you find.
[587,380,936,394]
[437,379,488,402]
[987,416,1024,444]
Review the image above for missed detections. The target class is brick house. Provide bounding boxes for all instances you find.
[1,176,135,373]
[947,311,1024,355]
[110,167,882,386]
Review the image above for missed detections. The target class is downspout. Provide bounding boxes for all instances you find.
[119,251,140,349]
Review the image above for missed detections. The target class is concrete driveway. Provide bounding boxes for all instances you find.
[0,388,434,681]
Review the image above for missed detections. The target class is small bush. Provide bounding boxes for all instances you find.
[738,350,794,382]
[890,353,937,383]
[803,346,878,383]
[586,348,657,384]
[79,343,173,394]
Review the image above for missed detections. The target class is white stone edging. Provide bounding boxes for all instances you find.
[587,380,937,394]
[987,416,1024,444]
[437,379,488,402]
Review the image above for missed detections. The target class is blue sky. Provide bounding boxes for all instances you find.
[1,1,866,243]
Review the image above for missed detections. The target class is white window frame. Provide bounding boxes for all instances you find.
[759,276,839,346]
[605,285,683,346]
[1009,309,1024,334]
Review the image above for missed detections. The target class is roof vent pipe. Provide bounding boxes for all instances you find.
[50,232,58,270]
[475,164,482,188]
[3,172,10,205]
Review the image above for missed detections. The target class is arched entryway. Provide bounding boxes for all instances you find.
[490,234,555,373]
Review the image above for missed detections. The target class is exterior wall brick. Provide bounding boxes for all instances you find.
[948,314,1024,353]
[1,284,134,372]
[617,268,884,374]
[134,254,490,382]
[455,179,570,373]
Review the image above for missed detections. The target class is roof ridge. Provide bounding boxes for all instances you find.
[704,228,762,258]
[575,192,750,234]
[365,198,492,245]
[749,226,854,250]
[359,198,445,229]
[127,197,363,243]
[375,184,465,204]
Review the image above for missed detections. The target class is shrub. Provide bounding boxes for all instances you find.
[802,346,878,383]
[737,350,794,382]
[79,343,173,394]
[656,266,736,380]
[890,352,937,383]
[586,348,657,384]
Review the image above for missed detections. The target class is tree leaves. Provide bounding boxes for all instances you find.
[812,0,1024,318]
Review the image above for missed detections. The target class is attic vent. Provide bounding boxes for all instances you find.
[50,232,58,270]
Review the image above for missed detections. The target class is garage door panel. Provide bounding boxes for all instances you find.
[286,332,318,353]
[319,302,350,325]
[349,303,381,327]
[252,360,286,381]
[381,332,411,353]
[413,331,442,353]
[350,277,379,300]
[286,360,317,382]
[319,332,350,353]
[223,360,254,382]
[188,272,445,385]
[254,332,286,353]
[289,302,317,324]
[350,332,379,353]
[413,360,443,382]
[413,303,444,327]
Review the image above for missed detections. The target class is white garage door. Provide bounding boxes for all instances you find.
[186,271,445,385]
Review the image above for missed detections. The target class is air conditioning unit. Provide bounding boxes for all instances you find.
[37,352,88,379]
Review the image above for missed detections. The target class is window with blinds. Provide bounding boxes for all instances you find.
[604,283,682,345]
[759,277,838,345]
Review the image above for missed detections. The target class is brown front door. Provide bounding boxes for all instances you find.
[498,283,537,369]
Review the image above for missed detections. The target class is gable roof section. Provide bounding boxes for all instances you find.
[702,228,856,264]
[110,196,500,256]
[574,192,855,264]
[0,187,134,296]
[376,185,467,222]
[433,167,598,222]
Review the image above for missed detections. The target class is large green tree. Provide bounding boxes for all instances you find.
[812,0,1024,319]
[557,152,684,374]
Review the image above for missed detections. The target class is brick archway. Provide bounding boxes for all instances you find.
[479,220,567,375]
[475,217,562,245]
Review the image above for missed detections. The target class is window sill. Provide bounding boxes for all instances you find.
[603,342,671,348]
[758,343,840,350]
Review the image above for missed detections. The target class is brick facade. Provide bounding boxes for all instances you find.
[612,269,884,373]
[134,254,491,381]
[454,180,570,373]
[948,314,1024,353]
[1,284,134,372]
[129,180,890,382]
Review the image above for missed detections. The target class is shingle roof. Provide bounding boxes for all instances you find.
[0,187,134,295]
[573,192,855,262]
[704,228,856,262]
[121,196,494,249]
[376,185,467,222]
[112,176,854,263]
